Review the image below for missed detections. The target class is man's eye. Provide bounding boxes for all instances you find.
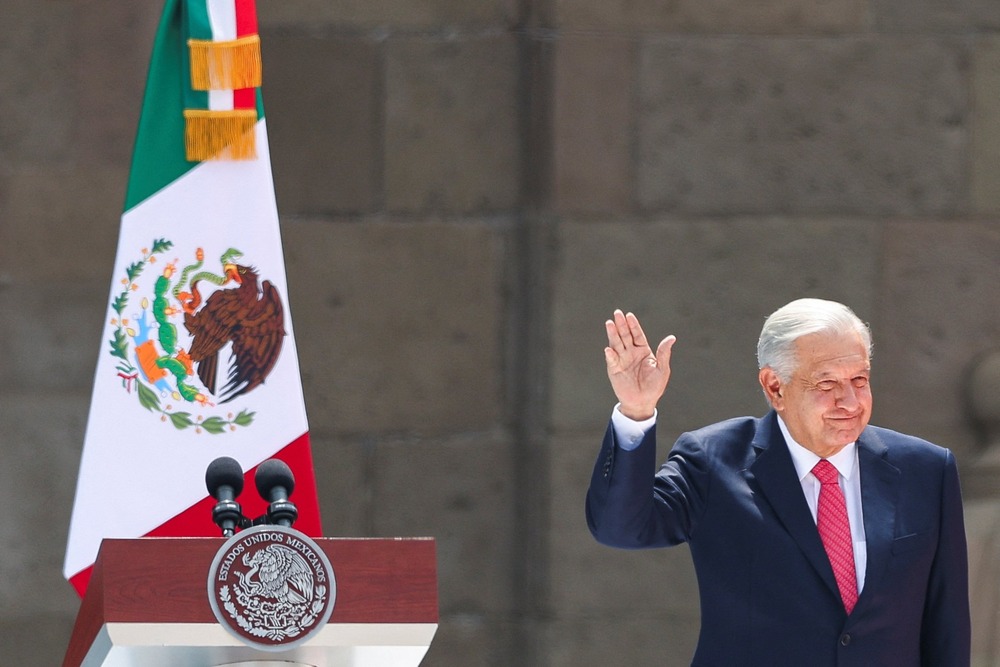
[853,377,869,388]
[817,381,837,391]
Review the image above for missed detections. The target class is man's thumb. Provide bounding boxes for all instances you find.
[655,335,677,368]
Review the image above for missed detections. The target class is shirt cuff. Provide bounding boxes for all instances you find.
[611,403,657,451]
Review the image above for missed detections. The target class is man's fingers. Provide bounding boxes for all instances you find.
[625,311,649,348]
[609,309,650,351]
[605,318,626,353]
[607,310,672,370]
[612,309,632,347]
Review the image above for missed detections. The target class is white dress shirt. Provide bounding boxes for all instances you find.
[777,415,867,594]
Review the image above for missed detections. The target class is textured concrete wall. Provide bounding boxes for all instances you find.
[2,0,1000,665]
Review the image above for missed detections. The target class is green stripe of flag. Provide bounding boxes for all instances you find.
[124,0,265,212]
[124,0,198,211]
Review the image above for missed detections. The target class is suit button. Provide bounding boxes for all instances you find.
[840,633,851,647]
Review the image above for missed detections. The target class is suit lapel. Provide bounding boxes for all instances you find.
[749,417,902,613]
[749,412,841,600]
[856,429,900,609]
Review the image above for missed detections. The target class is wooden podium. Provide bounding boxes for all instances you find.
[63,537,438,667]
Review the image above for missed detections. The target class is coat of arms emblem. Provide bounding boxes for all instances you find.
[108,239,287,433]
[207,524,336,650]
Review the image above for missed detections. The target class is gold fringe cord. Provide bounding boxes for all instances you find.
[188,35,262,91]
[184,109,257,161]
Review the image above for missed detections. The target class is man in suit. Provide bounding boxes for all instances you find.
[586,298,970,666]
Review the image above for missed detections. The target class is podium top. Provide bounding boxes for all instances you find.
[63,537,438,667]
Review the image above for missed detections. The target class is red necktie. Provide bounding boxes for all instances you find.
[813,459,858,614]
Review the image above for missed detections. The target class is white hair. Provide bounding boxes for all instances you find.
[757,298,872,383]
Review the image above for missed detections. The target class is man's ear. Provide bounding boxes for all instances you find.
[759,367,784,409]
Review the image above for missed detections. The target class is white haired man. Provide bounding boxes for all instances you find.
[587,298,970,666]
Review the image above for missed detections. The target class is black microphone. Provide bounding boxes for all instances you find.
[206,456,245,537]
[255,458,298,527]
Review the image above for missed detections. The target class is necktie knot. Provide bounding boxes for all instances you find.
[813,459,839,485]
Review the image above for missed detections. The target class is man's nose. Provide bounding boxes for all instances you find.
[835,383,861,410]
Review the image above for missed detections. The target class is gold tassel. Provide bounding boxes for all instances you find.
[184,109,257,161]
[188,35,262,91]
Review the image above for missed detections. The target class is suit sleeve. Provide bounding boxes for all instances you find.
[920,449,971,665]
[586,419,711,549]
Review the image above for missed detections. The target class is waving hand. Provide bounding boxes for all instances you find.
[604,310,676,421]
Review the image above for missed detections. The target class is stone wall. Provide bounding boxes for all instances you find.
[2,0,1000,664]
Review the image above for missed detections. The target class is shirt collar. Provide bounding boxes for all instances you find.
[776,415,857,483]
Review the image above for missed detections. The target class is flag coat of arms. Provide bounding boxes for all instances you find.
[64,0,322,595]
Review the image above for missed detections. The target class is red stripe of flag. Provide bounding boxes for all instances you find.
[235,0,258,36]
[233,0,258,108]
[67,432,321,596]
[233,88,256,108]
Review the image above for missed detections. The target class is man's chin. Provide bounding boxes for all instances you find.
[830,422,867,445]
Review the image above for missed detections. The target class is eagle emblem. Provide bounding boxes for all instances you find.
[237,544,314,606]
[108,239,286,432]
[208,525,336,649]
[182,256,286,403]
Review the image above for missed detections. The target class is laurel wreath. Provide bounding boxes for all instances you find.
[108,238,255,434]
[219,584,328,642]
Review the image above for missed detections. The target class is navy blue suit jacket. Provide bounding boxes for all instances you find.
[586,411,970,666]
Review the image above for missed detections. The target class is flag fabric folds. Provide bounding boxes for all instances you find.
[64,0,322,596]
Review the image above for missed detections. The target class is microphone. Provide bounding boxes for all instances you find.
[255,458,298,527]
[205,456,245,537]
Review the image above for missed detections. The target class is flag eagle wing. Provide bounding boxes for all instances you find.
[184,266,286,401]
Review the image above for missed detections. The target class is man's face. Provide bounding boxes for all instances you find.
[759,331,872,458]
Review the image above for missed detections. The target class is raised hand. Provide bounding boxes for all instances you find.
[604,310,676,421]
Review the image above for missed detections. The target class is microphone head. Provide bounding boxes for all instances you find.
[206,456,245,499]
[255,458,295,500]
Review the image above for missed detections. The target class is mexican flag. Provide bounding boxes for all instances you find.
[64,0,322,596]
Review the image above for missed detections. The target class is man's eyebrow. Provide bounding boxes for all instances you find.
[812,366,870,379]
